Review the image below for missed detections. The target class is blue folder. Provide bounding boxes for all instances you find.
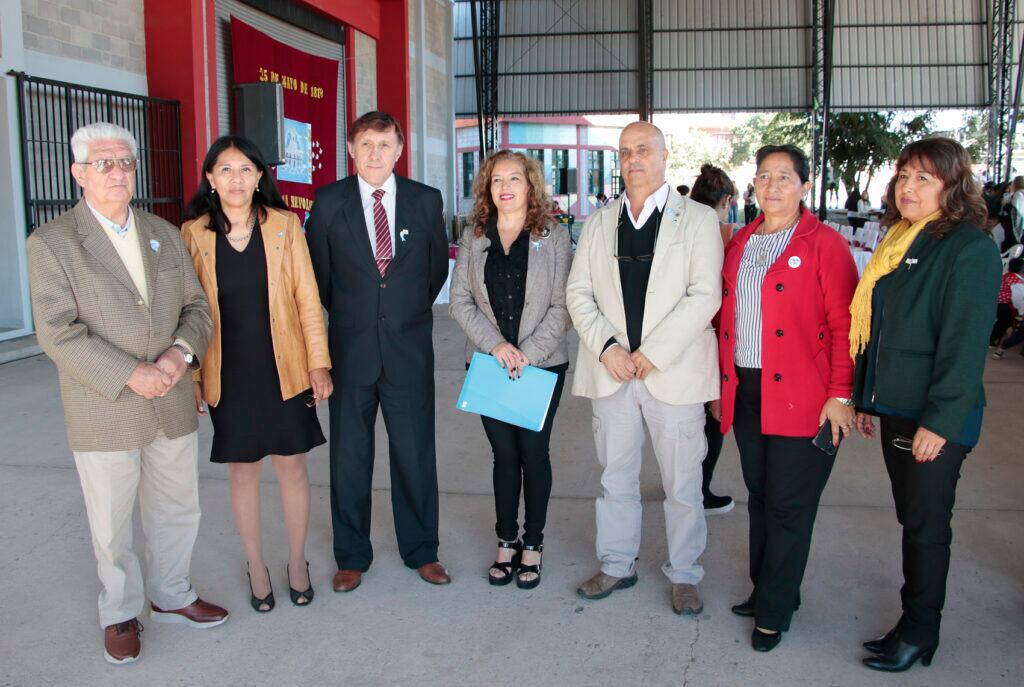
[455,352,559,432]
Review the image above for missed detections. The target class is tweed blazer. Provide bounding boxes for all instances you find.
[27,200,212,452]
[181,207,331,406]
[449,222,572,368]
[566,189,723,404]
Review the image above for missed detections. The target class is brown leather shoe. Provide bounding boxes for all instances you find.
[577,571,638,600]
[333,569,363,592]
[103,618,142,665]
[671,583,704,616]
[150,598,228,628]
[418,562,451,585]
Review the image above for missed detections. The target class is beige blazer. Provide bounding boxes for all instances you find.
[449,223,572,368]
[181,207,330,406]
[27,200,212,452]
[566,189,723,404]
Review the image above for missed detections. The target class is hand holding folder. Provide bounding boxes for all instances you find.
[456,352,559,432]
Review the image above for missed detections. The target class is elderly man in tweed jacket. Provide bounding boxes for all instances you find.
[27,123,227,665]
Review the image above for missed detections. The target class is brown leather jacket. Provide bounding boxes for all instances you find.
[181,207,330,406]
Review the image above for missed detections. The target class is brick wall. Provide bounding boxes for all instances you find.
[22,0,146,75]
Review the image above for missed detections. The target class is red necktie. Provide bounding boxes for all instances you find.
[372,188,392,277]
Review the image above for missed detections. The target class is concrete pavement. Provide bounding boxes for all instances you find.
[1,307,1022,686]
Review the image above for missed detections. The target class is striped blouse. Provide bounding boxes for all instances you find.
[734,224,797,368]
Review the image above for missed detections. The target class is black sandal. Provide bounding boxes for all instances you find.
[516,543,543,590]
[247,564,275,613]
[287,561,315,607]
[488,539,522,586]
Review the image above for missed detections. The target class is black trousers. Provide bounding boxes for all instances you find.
[990,303,1015,346]
[479,363,567,547]
[879,415,968,647]
[702,403,724,496]
[328,375,439,571]
[744,204,757,225]
[733,367,836,632]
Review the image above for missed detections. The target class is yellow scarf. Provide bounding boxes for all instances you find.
[848,211,941,359]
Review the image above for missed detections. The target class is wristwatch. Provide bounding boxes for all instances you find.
[172,343,197,369]
[834,397,854,407]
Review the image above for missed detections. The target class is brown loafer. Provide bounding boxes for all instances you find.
[333,569,363,592]
[671,583,703,616]
[418,562,451,585]
[104,618,142,665]
[577,571,638,600]
[150,598,228,628]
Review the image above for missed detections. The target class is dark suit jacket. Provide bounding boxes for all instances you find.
[306,174,448,386]
[852,222,1002,441]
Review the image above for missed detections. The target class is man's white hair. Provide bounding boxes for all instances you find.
[70,122,138,163]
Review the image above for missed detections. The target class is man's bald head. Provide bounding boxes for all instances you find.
[619,121,669,199]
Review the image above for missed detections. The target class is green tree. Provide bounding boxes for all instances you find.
[957,111,988,163]
[666,130,732,178]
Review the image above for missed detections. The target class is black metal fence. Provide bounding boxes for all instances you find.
[10,71,184,234]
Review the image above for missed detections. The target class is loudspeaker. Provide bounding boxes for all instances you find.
[558,168,577,194]
[233,82,285,165]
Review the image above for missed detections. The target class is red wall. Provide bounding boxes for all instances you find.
[143,0,410,198]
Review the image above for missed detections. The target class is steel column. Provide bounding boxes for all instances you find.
[811,0,835,220]
[637,0,653,121]
[989,0,1016,182]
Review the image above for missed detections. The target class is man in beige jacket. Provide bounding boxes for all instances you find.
[27,123,226,665]
[567,122,723,614]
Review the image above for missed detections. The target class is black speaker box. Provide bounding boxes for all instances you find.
[558,167,577,193]
[233,82,285,165]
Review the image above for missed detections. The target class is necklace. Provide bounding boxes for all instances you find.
[226,210,257,243]
[751,216,799,267]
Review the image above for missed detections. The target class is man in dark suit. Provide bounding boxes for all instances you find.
[307,111,450,590]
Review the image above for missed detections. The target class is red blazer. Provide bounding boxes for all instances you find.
[718,207,858,437]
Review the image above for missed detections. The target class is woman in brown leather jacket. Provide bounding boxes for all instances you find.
[182,136,331,612]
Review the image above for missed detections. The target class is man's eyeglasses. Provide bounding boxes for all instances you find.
[77,157,138,174]
[613,204,663,263]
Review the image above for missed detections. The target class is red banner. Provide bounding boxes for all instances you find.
[230,17,339,226]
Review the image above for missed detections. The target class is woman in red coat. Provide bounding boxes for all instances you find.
[717,145,859,652]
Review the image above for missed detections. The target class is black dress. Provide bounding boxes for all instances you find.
[208,225,326,463]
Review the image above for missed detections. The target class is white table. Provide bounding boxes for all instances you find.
[851,249,872,276]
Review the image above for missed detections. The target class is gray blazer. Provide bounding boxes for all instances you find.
[449,223,572,368]
[27,200,212,452]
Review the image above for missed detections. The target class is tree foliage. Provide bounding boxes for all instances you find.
[957,111,988,164]
[730,111,933,191]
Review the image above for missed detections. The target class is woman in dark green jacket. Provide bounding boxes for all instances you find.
[850,138,1001,673]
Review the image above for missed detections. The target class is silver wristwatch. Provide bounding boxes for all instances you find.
[172,343,196,369]
[834,397,854,407]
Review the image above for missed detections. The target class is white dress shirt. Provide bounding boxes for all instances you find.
[357,173,397,257]
[622,182,670,229]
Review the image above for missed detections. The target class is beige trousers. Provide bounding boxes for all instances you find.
[73,431,201,628]
[591,380,708,584]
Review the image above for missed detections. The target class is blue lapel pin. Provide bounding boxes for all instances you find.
[149,239,160,252]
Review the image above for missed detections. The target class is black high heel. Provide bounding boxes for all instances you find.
[863,624,901,654]
[287,561,315,607]
[488,539,521,586]
[516,543,543,590]
[246,564,275,613]
[862,640,937,672]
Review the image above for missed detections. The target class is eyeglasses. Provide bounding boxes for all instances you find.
[77,157,138,174]
[304,394,317,408]
[891,436,944,456]
[613,203,664,263]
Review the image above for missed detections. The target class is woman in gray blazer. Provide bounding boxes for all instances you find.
[450,150,572,589]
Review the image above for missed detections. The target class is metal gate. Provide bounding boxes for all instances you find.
[10,71,184,234]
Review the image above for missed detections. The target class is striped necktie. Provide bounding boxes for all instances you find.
[372,188,392,276]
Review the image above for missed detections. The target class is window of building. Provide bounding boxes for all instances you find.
[462,152,475,198]
[610,151,622,196]
[551,149,569,194]
[525,149,544,165]
[587,150,604,195]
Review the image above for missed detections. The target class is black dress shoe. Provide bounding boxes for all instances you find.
[751,628,782,652]
[731,598,755,617]
[863,624,901,654]
[862,640,936,672]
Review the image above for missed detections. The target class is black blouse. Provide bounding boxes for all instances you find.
[484,220,530,347]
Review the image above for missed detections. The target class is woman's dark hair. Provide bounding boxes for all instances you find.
[755,144,810,183]
[690,163,736,211]
[676,184,690,196]
[1009,257,1024,273]
[880,137,987,239]
[184,135,288,234]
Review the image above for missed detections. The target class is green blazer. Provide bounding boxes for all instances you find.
[853,222,1001,441]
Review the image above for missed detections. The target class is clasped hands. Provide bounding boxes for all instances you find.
[601,344,655,383]
[491,342,530,380]
[126,346,188,399]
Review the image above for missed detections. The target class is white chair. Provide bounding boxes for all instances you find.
[860,227,880,251]
[839,225,854,243]
[1002,243,1023,272]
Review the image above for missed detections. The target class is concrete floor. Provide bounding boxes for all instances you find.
[1,307,1021,686]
